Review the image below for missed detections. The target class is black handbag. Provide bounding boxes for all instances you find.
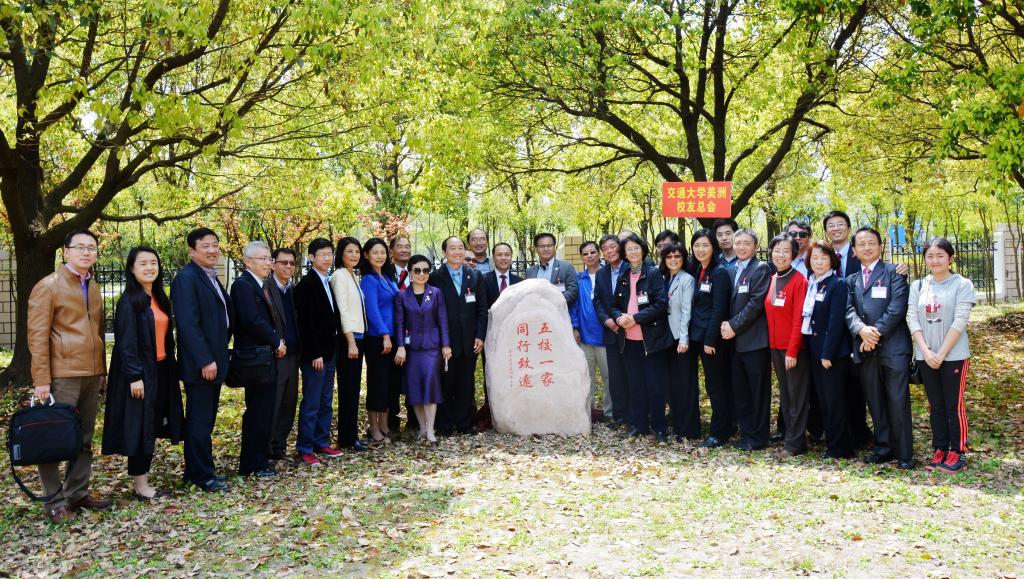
[225,345,276,388]
[7,396,83,502]
[909,359,924,385]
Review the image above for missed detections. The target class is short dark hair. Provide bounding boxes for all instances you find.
[441,236,464,252]
[307,237,333,257]
[408,254,432,271]
[712,218,738,234]
[533,232,556,247]
[389,236,410,250]
[767,233,799,259]
[468,228,488,241]
[621,234,649,262]
[657,241,688,279]
[853,227,882,246]
[272,247,297,261]
[922,237,955,258]
[492,242,513,255]
[63,229,99,248]
[806,239,840,271]
[785,219,811,232]
[822,210,851,230]
[579,240,599,254]
[654,229,679,246]
[599,234,620,248]
[335,236,362,269]
[186,227,218,249]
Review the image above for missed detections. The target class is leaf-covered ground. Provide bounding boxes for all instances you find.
[1,306,1023,577]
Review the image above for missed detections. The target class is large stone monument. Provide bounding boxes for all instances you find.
[485,279,591,435]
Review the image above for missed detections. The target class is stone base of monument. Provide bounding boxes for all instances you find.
[485,279,591,436]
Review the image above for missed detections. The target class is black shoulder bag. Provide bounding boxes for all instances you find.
[7,395,82,502]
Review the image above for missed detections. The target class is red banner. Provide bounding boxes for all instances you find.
[662,181,732,218]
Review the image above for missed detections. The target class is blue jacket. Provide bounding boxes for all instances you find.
[170,261,233,385]
[805,274,851,361]
[361,272,399,337]
[569,270,604,346]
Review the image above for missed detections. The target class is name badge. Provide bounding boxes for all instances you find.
[815,292,826,302]
[773,297,786,307]
[738,284,749,294]
[556,283,566,292]
[700,283,712,293]
[637,294,650,305]
[870,286,887,299]
[405,335,411,345]
[465,293,477,303]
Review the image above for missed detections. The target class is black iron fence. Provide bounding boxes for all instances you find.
[888,239,995,292]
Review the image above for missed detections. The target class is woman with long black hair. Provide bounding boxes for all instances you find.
[360,237,400,442]
[102,246,184,500]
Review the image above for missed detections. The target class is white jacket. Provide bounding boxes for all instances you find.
[330,268,366,335]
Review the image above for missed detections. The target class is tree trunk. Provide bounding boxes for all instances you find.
[1,232,60,389]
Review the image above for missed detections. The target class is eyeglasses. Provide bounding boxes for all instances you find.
[825,222,847,230]
[250,256,274,262]
[536,244,555,250]
[411,267,431,274]
[663,254,682,260]
[67,245,99,254]
[276,260,295,266]
[788,231,809,239]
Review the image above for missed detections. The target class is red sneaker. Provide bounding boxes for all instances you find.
[937,451,966,473]
[925,449,946,471]
[316,447,344,458]
[300,453,323,466]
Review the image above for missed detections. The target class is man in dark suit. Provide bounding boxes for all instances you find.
[525,233,579,308]
[428,236,488,435]
[593,234,631,426]
[720,229,772,450]
[293,238,346,466]
[482,242,522,306]
[265,247,302,460]
[229,241,283,477]
[171,228,233,492]
[845,227,914,469]
[389,236,414,433]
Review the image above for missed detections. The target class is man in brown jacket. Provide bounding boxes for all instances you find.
[28,229,111,523]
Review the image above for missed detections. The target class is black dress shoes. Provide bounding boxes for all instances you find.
[253,467,277,478]
[655,432,668,443]
[197,479,229,493]
[623,428,645,439]
[896,460,915,470]
[700,436,724,449]
[865,453,895,464]
[732,438,765,451]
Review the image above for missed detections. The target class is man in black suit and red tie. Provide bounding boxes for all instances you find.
[482,242,522,306]
[389,235,414,433]
[428,236,488,436]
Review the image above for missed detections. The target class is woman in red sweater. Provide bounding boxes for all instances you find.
[765,233,810,456]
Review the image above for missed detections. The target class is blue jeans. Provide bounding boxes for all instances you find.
[296,358,337,454]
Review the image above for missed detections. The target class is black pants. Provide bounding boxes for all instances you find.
[183,382,222,485]
[605,343,629,423]
[847,366,873,446]
[688,340,735,440]
[336,339,363,447]
[810,356,853,457]
[363,336,394,413]
[239,377,277,475]
[387,364,418,432]
[731,347,772,447]
[270,352,300,456]
[859,356,913,461]
[667,348,700,439]
[921,359,970,453]
[622,340,668,435]
[438,353,477,433]
[127,454,153,477]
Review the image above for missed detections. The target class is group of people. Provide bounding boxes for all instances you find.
[25,213,976,524]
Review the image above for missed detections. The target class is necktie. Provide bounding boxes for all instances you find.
[500,274,507,293]
[323,276,334,308]
[862,266,872,288]
[453,271,462,295]
[263,284,280,329]
[398,269,408,290]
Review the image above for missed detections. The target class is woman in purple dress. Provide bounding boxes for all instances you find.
[394,255,452,444]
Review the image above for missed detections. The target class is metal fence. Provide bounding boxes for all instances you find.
[888,239,996,292]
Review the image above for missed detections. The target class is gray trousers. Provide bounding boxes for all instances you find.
[39,375,103,509]
[771,349,811,454]
[270,352,301,455]
[581,343,611,415]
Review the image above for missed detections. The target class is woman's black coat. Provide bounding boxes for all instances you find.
[610,261,674,354]
[102,294,184,457]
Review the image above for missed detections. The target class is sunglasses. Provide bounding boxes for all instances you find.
[788,231,809,239]
[411,267,431,274]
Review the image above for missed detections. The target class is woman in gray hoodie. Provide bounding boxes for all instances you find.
[907,238,976,473]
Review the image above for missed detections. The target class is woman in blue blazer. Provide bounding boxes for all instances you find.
[360,238,399,442]
[394,255,452,444]
[801,239,853,458]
